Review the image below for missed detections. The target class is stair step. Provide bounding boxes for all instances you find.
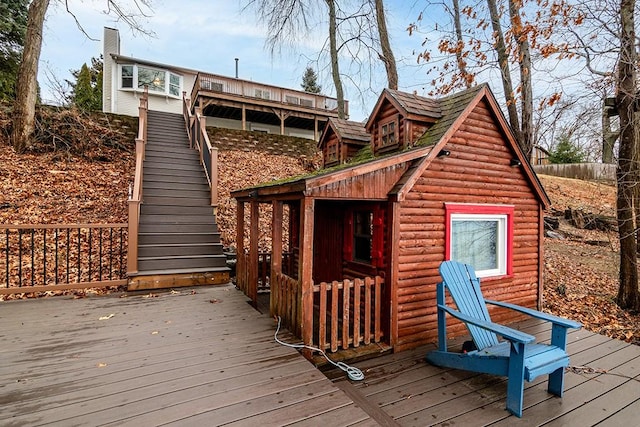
[138,243,224,257]
[139,232,220,244]
[143,163,204,174]
[145,150,198,160]
[138,254,228,271]
[142,173,209,189]
[143,196,213,206]
[143,166,204,176]
[139,214,216,224]
[143,190,211,200]
[143,182,210,193]
[138,223,218,233]
[140,205,213,216]
[130,266,230,277]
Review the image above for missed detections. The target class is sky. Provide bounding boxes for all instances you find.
[39,0,438,122]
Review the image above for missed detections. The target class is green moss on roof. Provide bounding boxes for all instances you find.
[239,84,486,193]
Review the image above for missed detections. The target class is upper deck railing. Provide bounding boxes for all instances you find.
[189,72,348,118]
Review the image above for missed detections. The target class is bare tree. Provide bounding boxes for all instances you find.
[11,0,153,153]
[11,0,48,153]
[326,0,346,118]
[373,0,398,89]
[615,0,640,310]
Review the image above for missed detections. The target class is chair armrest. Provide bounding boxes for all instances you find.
[439,304,535,344]
[485,299,582,329]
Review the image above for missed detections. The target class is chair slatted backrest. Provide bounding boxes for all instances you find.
[439,261,500,350]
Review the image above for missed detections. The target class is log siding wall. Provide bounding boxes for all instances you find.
[394,100,541,350]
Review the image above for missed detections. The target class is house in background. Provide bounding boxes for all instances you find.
[233,84,550,355]
[102,27,346,141]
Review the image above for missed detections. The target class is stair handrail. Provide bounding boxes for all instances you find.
[127,86,149,275]
[182,91,218,209]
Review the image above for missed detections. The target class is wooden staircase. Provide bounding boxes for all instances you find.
[128,110,229,290]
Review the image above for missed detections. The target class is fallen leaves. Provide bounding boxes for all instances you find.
[98,313,115,320]
[541,175,640,345]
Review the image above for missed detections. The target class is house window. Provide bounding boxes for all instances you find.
[345,206,384,267]
[326,140,338,163]
[380,120,397,147]
[119,64,182,98]
[121,65,133,88]
[138,66,166,93]
[353,211,373,263]
[255,89,271,100]
[445,204,514,278]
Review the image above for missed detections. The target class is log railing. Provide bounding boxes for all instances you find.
[183,92,218,208]
[236,251,295,294]
[126,86,148,275]
[1,224,128,295]
[271,273,384,353]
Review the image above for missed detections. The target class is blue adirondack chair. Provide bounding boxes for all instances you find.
[425,261,581,417]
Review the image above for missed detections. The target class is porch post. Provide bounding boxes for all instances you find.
[236,200,245,293]
[389,201,400,348]
[241,104,246,131]
[314,116,318,142]
[271,200,283,316]
[249,200,259,306]
[299,197,315,354]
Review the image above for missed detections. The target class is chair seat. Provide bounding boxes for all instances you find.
[473,342,570,382]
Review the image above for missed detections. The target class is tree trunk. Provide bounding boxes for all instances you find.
[374,0,398,90]
[11,0,49,153]
[616,0,640,311]
[602,99,618,164]
[326,0,345,119]
[452,0,471,88]
[487,0,522,146]
[509,0,533,158]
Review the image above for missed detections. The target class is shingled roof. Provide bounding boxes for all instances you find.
[365,88,442,130]
[327,118,369,144]
[414,84,486,148]
[386,89,442,118]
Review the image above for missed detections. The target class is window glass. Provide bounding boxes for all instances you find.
[121,65,133,88]
[448,210,510,278]
[119,64,182,97]
[137,66,166,93]
[353,211,373,263]
[169,73,181,96]
[451,219,500,272]
[380,121,397,146]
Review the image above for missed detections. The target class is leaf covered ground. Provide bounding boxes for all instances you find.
[1,106,638,344]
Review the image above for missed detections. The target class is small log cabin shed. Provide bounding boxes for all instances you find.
[232,84,550,355]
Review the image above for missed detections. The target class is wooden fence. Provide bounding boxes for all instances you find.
[271,273,384,352]
[0,224,128,295]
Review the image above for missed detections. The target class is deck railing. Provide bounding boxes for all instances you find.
[127,86,148,275]
[236,251,295,294]
[183,92,218,207]
[271,273,384,353]
[0,224,128,295]
[189,72,348,117]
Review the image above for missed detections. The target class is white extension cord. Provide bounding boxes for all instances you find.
[274,316,365,381]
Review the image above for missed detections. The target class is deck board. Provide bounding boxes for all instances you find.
[2,284,639,426]
[0,285,373,426]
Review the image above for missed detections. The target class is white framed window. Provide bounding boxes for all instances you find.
[445,204,514,278]
[119,64,182,98]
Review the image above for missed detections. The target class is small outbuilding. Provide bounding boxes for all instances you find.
[232,84,550,356]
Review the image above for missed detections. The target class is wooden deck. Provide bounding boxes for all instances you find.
[2,285,639,426]
[0,285,375,426]
[324,318,640,426]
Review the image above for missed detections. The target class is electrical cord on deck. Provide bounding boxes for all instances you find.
[274,316,365,381]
